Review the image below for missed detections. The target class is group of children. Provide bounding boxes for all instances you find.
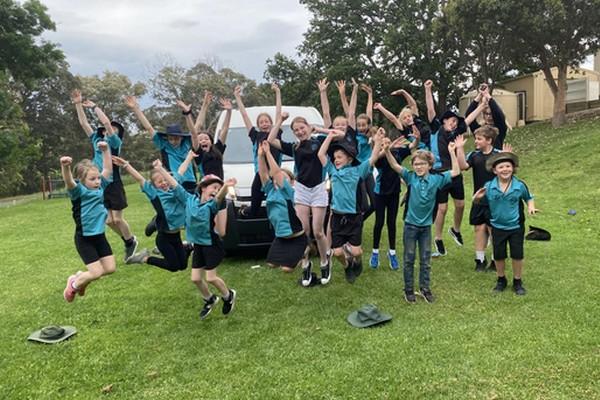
[60,80,537,319]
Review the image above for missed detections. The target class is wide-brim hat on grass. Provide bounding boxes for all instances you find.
[525,225,551,241]
[199,174,224,189]
[158,123,191,137]
[440,110,465,124]
[327,138,360,167]
[486,152,519,172]
[96,121,125,138]
[347,304,392,328]
[27,325,77,344]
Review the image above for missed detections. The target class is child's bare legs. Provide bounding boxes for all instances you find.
[474,224,488,254]
[495,259,506,277]
[205,269,230,298]
[311,206,329,265]
[332,247,347,267]
[452,199,464,233]
[73,255,116,291]
[191,268,212,299]
[107,210,133,240]
[512,259,523,279]
[215,209,228,238]
[434,202,448,241]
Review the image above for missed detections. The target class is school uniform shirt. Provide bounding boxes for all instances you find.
[484,176,533,231]
[401,170,452,227]
[91,132,123,183]
[325,160,373,214]
[262,179,303,238]
[465,99,507,149]
[466,149,500,192]
[426,117,467,171]
[153,134,196,183]
[174,186,225,245]
[374,147,412,195]
[68,177,112,236]
[194,140,226,179]
[280,135,327,188]
[141,182,186,232]
[398,116,432,147]
[356,132,372,163]
[249,127,283,174]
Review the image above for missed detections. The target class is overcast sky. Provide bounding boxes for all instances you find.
[42,0,311,84]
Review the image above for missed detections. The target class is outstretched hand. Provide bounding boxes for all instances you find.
[473,187,487,202]
[71,89,82,104]
[97,141,108,151]
[203,90,213,103]
[219,98,232,110]
[447,141,457,153]
[82,100,96,108]
[260,140,270,153]
[124,95,138,109]
[233,86,242,97]
[528,204,540,215]
[281,111,289,122]
[454,134,466,148]
[502,142,513,153]
[335,80,346,91]
[271,82,280,92]
[360,84,372,94]
[60,156,73,166]
[317,78,329,92]
[225,177,237,187]
[152,159,163,169]
[176,100,192,113]
[391,136,410,148]
[111,156,127,167]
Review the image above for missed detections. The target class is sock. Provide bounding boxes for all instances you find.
[71,281,79,290]
[123,236,134,246]
[513,278,522,285]
[204,295,214,303]
[320,260,328,267]
[497,275,507,282]
[372,249,379,254]
[475,251,485,262]
[388,249,396,256]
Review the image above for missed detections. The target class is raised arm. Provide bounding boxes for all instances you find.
[317,78,331,128]
[233,86,253,131]
[215,178,237,206]
[112,156,146,186]
[257,142,270,185]
[317,130,336,166]
[447,142,460,177]
[465,96,488,126]
[369,128,384,167]
[266,111,289,150]
[374,102,403,129]
[383,138,404,174]
[194,91,213,132]
[217,98,233,144]
[347,78,358,129]
[424,80,436,123]
[392,89,419,116]
[361,84,374,121]
[454,134,470,171]
[125,95,155,136]
[71,89,94,136]
[335,80,349,117]
[96,141,113,180]
[84,101,114,135]
[154,159,178,188]
[272,83,282,123]
[178,150,196,177]
[60,156,76,189]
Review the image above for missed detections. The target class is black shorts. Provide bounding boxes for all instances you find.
[266,234,308,268]
[492,226,525,260]
[103,181,128,210]
[436,174,465,203]
[74,233,113,264]
[469,199,491,226]
[192,235,225,270]
[331,213,363,248]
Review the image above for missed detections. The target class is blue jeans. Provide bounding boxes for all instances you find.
[403,223,432,292]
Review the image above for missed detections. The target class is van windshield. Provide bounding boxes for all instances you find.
[222,126,297,163]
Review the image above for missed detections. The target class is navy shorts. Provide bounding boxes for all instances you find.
[266,234,308,268]
[192,235,225,270]
[103,181,128,210]
[469,199,491,226]
[492,226,525,260]
[436,174,465,203]
[74,233,113,264]
[331,213,363,248]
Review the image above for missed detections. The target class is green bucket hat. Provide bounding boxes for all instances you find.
[27,325,77,344]
[347,304,392,328]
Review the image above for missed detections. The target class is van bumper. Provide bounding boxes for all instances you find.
[221,200,274,252]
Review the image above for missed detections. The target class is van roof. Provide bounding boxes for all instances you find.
[216,106,324,129]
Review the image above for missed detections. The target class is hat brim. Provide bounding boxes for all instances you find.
[199,178,224,188]
[485,152,519,172]
[328,142,360,167]
[440,110,465,123]
[158,131,191,137]
[347,310,392,328]
[96,121,125,138]
[525,225,551,241]
[27,326,77,344]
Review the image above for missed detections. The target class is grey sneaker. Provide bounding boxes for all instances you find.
[126,248,149,265]
[404,290,416,304]
[200,295,219,319]
[222,289,237,315]
[124,236,139,261]
[419,288,435,303]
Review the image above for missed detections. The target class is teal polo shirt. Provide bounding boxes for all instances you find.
[401,169,452,227]
[356,132,372,163]
[68,177,112,236]
[484,176,533,230]
[153,134,196,183]
[262,179,303,238]
[91,132,121,171]
[141,182,186,232]
[174,186,225,245]
[326,160,372,214]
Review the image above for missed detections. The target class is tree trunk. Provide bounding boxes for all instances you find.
[551,65,568,127]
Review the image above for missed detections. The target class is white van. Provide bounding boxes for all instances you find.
[215,106,324,251]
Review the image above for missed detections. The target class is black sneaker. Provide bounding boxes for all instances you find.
[448,227,464,246]
[145,217,157,237]
[419,288,435,303]
[124,236,139,262]
[513,280,527,296]
[222,289,237,315]
[344,261,356,284]
[320,262,331,285]
[487,260,496,272]
[353,258,363,278]
[493,276,508,293]
[475,259,486,272]
[433,239,446,257]
[404,290,416,304]
[200,295,219,320]
[301,262,313,287]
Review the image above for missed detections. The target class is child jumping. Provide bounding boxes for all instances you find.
[384,140,461,304]
[473,152,537,295]
[60,141,116,302]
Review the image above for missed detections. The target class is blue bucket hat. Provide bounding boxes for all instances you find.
[159,123,191,137]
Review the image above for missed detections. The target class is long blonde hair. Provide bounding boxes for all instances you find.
[73,159,97,181]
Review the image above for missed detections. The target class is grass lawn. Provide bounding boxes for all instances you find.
[1,118,599,399]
